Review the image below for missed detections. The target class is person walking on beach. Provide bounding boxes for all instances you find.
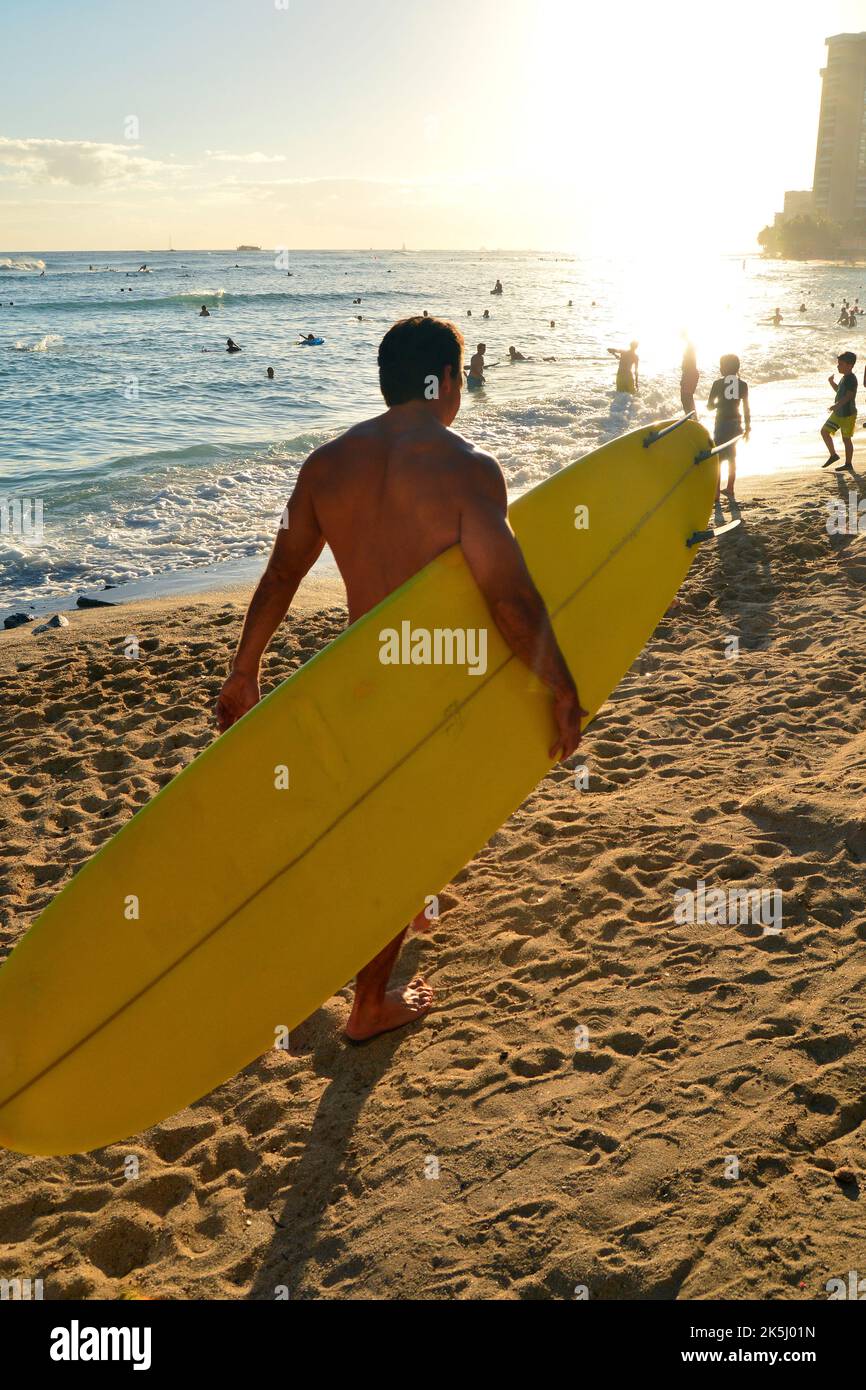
[821,352,858,470]
[680,341,699,416]
[608,341,639,394]
[215,315,585,1041]
[707,353,750,501]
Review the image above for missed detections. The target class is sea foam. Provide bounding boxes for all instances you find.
[12,333,64,353]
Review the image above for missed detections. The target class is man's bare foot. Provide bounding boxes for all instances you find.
[345,977,434,1042]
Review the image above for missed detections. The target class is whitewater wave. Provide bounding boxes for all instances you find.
[0,257,46,272]
[32,286,415,313]
[11,333,64,353]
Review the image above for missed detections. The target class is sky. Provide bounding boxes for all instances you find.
[1,0,864,254]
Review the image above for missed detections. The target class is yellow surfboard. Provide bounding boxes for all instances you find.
[0,418,715,1155]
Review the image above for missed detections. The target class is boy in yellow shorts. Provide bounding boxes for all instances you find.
[821,351,858,471]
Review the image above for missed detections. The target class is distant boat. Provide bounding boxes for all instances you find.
[236,244,261,252]
[168,233,175,252]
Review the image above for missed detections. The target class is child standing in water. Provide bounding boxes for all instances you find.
[707,354,750,501]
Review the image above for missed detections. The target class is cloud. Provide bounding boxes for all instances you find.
[0,137,180,187]
[205,150,287,165]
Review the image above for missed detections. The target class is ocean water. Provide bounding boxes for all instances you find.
[2,248,864,613]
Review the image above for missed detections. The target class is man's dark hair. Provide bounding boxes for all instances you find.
[839,350,857,367]
[720,353,740,376]
[378,316,464,405]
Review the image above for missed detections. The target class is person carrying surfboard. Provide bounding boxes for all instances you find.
[216,314,585,1042]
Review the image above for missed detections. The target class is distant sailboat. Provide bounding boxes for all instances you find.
[168,233,176,252]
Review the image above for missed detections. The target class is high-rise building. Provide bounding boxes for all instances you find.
[773,190,813,228]
[812,32,866,226]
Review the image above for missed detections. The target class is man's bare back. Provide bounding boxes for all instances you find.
[293,409,498,622]
[215,315,585,1042]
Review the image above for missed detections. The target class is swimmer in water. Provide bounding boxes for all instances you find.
[266,367,275,380]
[483,309,490,319]
[300,334,318,343]
[226,338,242,353]
[491,279,503,295]
[509,346,527,362]
[772,308,783,326]
[200,305,210,317]
[607,341,639,394]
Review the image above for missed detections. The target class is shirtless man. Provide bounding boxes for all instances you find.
[466,341,487,389]
[215,316,585,1042]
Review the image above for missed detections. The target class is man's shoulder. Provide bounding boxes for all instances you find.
[444,428,501,474]
[303,416,386,470]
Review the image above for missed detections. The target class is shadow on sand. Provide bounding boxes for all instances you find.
[246,935,427,1300]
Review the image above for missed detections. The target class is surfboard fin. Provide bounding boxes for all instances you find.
[642,413,696,448]
[694,434,745,463]
[686,518,742,548]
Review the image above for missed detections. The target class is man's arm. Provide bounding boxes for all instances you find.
[216,459,325,732]
[742,381,751,431]
[458,453,586,760]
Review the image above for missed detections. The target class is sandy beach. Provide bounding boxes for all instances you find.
[1,465,864,1301]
